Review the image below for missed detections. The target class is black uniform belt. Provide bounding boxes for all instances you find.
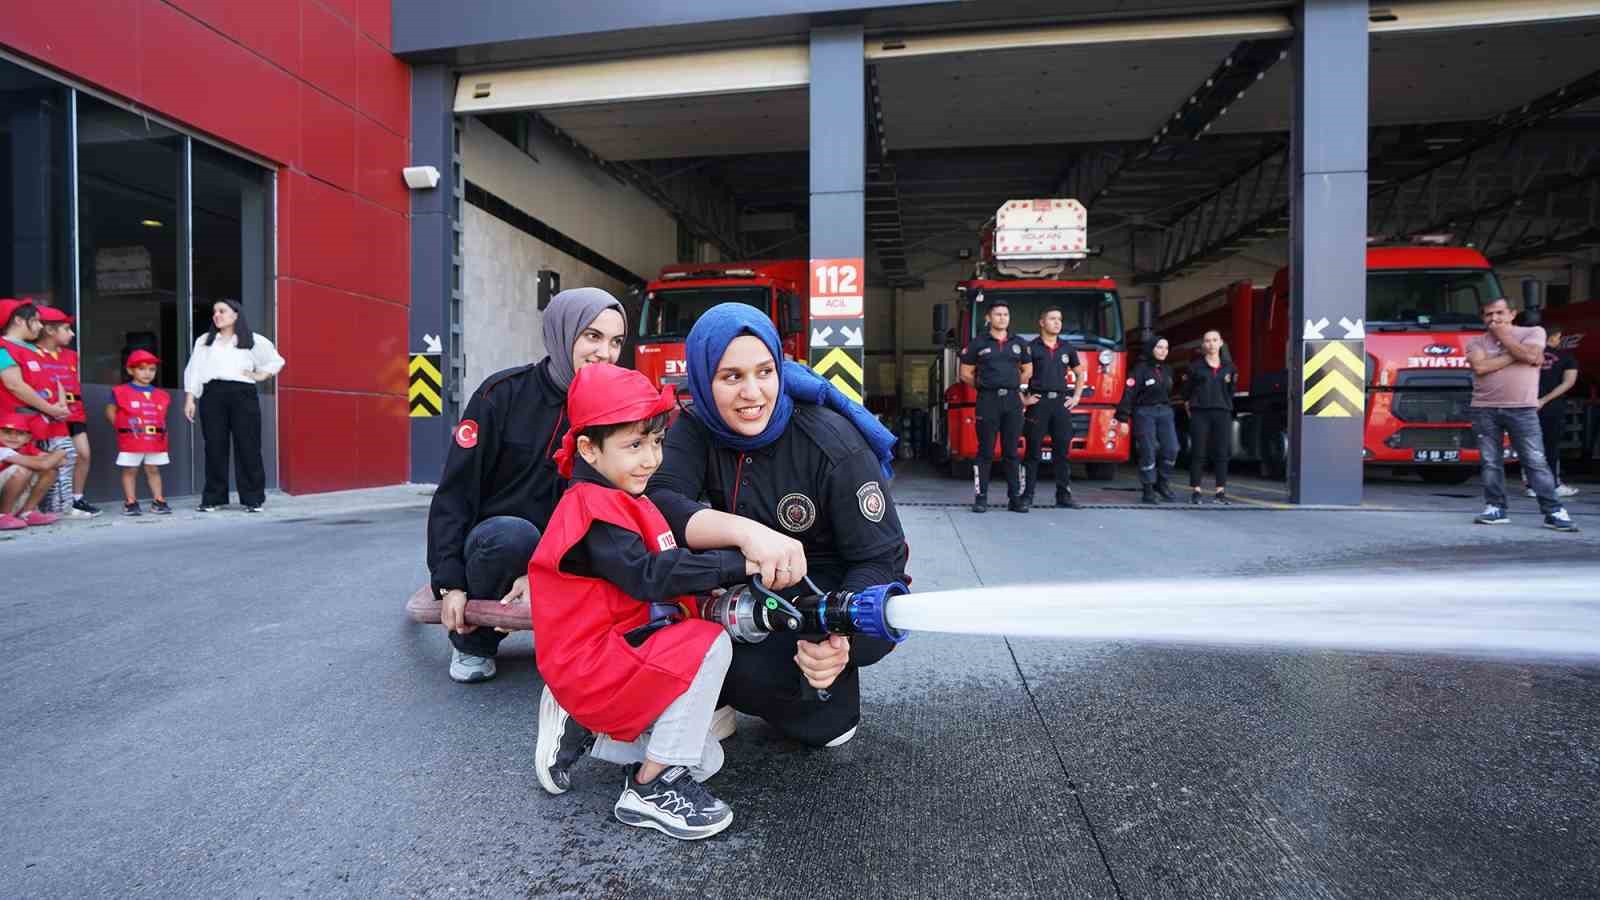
[118,426,166,435]
[980,387,1016,396]
[1036,390,1065,399]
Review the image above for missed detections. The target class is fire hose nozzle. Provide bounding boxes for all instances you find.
[698,578,911,644]
[829,581,911,644]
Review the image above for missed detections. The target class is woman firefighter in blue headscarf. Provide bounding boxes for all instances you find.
[646,303,906,749]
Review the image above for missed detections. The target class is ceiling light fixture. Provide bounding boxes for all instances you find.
[141,219,163,228]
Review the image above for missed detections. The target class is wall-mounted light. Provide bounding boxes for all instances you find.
[141,219,163,228]
[402,165,441,190]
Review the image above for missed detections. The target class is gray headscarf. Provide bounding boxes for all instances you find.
[543,287,625,390]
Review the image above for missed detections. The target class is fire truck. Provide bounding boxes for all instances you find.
[634,260,809,391]
[1157,241,1506,483]
[933,199,1130,481]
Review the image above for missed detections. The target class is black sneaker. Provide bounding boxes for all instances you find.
[1189,490,1202,505]
[71,498,102,518]
[535,685,595,795]
[971,496,988,514]
[196,504,225,513]
[1544,510,1581,533]
[613,763,733,840]
[1008,497,1029,513]
[123,501,142,517]
[1140,486,1158,505]
[150,500,172,515]
[1213,491,1233,506]
[244,505,263,514]
[1055,492,1080,509]
[1155,482,1177,503]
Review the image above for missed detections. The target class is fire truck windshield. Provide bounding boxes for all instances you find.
[1367,268,1503,329]
[640,286,769,341]
[973,289,1123,346]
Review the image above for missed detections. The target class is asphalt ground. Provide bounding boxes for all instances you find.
[4,468,1598,898]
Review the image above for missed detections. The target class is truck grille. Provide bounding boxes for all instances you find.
[1390,428,1474,451]
[1391,370,1472,423]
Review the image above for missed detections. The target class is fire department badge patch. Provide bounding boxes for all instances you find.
[1061,353,1070,365]
[777,492,816,533]
[1011,344,1021,354]
[454,419,479,449]
[856,481,886,523]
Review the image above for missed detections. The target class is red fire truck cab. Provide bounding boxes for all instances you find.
[635,260,809,391]
[934,199,1130,480]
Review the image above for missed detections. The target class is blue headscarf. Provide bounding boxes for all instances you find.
[684,303,896,480]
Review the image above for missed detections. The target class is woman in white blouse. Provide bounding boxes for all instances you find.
[182,299,285,512]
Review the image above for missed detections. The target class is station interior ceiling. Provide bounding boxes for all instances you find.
[466,7,1600,303]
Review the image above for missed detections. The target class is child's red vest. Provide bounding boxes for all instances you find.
[529,481,721,742]
[111,384,171,453]
[34,348,75,437]
[1,338,49,439]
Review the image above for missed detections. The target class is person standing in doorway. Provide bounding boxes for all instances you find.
[1021,307,1085,509]
[1532,323,1579,499]
[959,298,1032,513]
[1464,297,1577,531]
[1182,330,1237,505]
[182,299,286,513]
[1113,337,1178,505]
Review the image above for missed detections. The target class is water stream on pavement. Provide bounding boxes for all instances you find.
[883,568,1600,660]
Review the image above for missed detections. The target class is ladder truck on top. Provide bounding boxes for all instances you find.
[933,199,1130,480]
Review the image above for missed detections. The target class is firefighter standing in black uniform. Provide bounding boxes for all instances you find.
[1113,336,1178,505]
[960,299,1032,513]
[1022,307,1086,509]
[1182,329,1237,505]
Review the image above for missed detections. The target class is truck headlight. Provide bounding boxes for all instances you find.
[1098,350,1113,366]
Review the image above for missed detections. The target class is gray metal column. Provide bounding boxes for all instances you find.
[410,64,462,483]
[808,25,867,402]
[1288,0,1368,506]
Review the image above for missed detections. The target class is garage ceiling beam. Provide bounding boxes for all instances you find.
[1057,38,1289,209]
[1492,225,1600,266]
[1151,66,1600,281]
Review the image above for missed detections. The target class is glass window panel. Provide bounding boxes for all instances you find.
[76,93,183,387]
[0,58,72,310]
[191,141,273,391]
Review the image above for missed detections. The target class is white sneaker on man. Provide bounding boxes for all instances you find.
[448,648,496,683]
[824,724,858,748]
[1556,483,1579,498]
[1524,487,1537,498]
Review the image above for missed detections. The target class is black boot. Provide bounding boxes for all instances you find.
[1189,489,1202,505]
[1140,485,1158,505]
[972,495,988,513]
[1056,491,1080,509]
[1008,496,1030,513]
[1155,481,1177,503]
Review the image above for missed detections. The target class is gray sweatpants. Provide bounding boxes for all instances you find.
[591,631,732,780]
[40,436,74,513]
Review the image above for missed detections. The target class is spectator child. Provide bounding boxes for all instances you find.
[0,411,65,529]
[106,350,172,517]
[528,363,754,841]
[33,306,95,516]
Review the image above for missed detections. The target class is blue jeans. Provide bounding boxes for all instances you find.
[1470,407,1561,515]
[451,516,541,657]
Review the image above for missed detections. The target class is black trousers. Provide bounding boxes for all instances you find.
[719,628,895,747]
[1023,395,1075,502]
[1133,405,1178,487]
[451,516,542,657]
[973,389,1023,499]
[1188,407,1233,488]
[198,381,267,507]
[1540,401,1566,484]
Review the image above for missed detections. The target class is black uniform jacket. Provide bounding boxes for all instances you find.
[1028,338,1081,392]
[647,404,908,594]
[1116,360,1175,419]
[960,333,1030,390]
[427,359,569,595]
[560,458,749,605]
[1182,358,1237,411]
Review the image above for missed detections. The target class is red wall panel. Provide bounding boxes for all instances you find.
[2,0,414,495]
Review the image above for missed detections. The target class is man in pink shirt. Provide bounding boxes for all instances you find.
[1464,297,1578,531]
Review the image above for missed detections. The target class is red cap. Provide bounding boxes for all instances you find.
[554,363,677,478]
[0,298,32,327]
[126,349,161,369]
[0,411,34,433]
[36,305,72,325]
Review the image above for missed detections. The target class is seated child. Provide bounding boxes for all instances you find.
[106,350,172,516]
[0,411,66,528]
[529,363,754,841]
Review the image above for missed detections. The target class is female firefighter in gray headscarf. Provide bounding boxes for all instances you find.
[425,287,628,684]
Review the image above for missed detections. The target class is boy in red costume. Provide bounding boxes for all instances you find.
[105,350,173,516]
[33,306,93,516]
[0,411,65,529]
[529,363,753,841]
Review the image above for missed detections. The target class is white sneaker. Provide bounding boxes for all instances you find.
[1524,487,1537,498]
[824,724,858,748]
[709,705,737,742]
[1556,483,1579,498]
[448,648,496,683]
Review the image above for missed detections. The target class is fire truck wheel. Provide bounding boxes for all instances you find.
[1418,468,1473,486]
[1085,462,1116,481]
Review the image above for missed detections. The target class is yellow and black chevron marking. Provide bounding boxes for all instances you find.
[810,345,864,404]
[409,353,443,418]
[1301,339,1364,418]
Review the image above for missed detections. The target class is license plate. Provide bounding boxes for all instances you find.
[1413,449,1460,463]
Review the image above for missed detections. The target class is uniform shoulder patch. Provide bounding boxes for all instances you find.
[777,492,817,533]
[856,481,886,523]
[454,419,479,449]
[1011,344,1021,354]
[656,531,678,551]
[1126,377,1136,387]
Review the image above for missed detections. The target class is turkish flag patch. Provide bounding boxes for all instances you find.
[454,419,479,449]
